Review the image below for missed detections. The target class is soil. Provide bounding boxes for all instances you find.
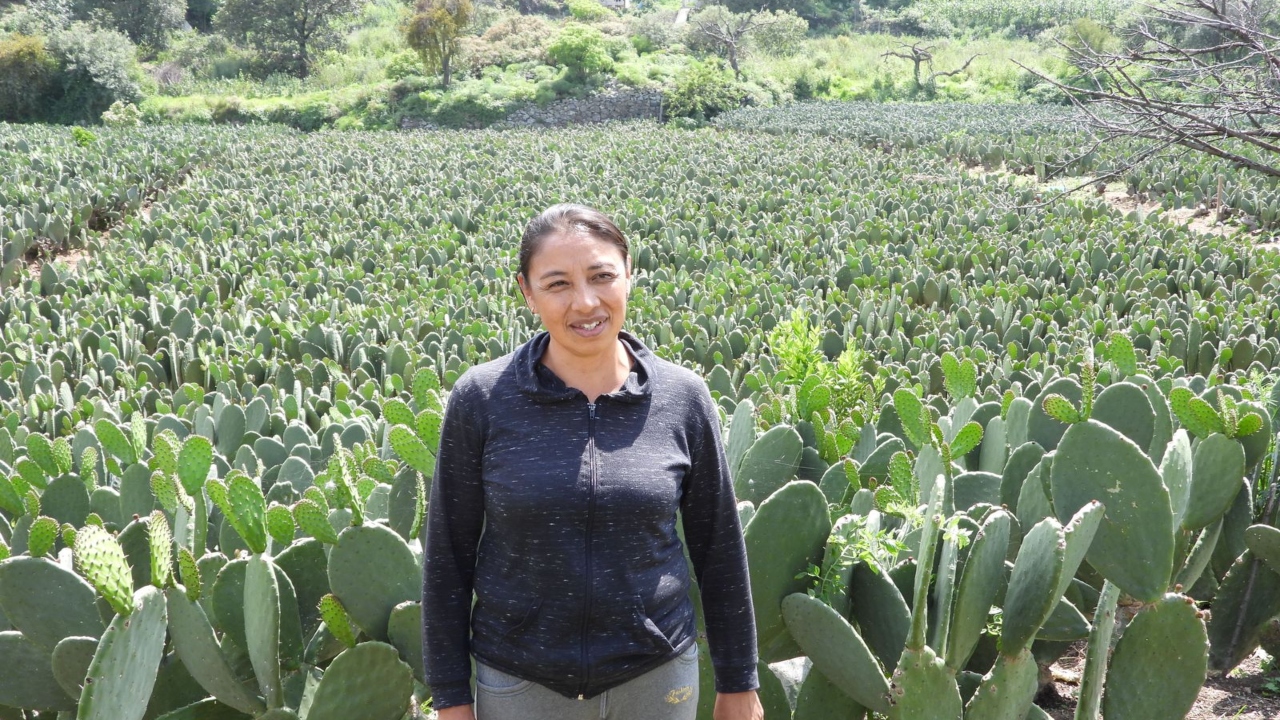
[1037,646,1280,719]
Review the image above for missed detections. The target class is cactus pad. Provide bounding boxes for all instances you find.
[165,587,266,715]
[150,430,179,476]
[381,399,414,429]
[73,525,135,616]
[0,556,104,651]
[1245,524,1280,577]
[415,409,442,454]
[26,516,58,558]
[1108,332,1138,376]
[1182,433,1246,531]
[1001,517,1065,653]
[178,546,201,600]
[0,631,76,710]
[78,586,169,720]
[327,524,421,641]
[94,419,137,466]
[963,647,1039,719]
[304,641,414,720]
[177,435,212,496]
[148,511,173,588]
[949,421,983,457]
[50,635,97,700]
[388,425,434,477]
[293,499,338,544]
[25,433,59,477]
[886,645,963,720]
[781,593,891,714]
[50,438,71,476]
[1040,394,1078,424]
[319,594,358,648]
[946,509,1011,670]
[794,665,868,720]
[893,389,930,450]
[1051,420,1173,603]
[244,555,283,708]
[1168,387,1223,439]
[745,480,830,661]
[1103,593,1207,720]
[735,425,805,506]
[266,503,296,547]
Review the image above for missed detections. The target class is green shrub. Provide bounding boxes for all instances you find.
[70,125,96,146]
[431,83,510,127]
[750,10,808,57]
[566,0,612,22]
[546,23,613,76]
[159,32,244,80]
[385,50,424,80]
[101,99,142,126]
[208,95,251,124]
[664,57,744,121]
[0,33,58,122]
[267,97,342,131]
[627,10,679,54]
[1,0,74,36]
[47,22,143,124]
[462,14,554,76]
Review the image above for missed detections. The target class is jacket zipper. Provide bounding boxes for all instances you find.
[578,400,598,700]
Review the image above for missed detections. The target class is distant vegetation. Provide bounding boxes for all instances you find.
[0,0,1131,129]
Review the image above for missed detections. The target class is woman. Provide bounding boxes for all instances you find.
[422,204,764,720]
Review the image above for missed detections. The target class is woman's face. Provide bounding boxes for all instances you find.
[518,231,631,359]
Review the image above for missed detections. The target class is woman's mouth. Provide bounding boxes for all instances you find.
[571,319,607,337]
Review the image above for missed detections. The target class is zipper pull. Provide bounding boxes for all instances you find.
[588,402,596,420]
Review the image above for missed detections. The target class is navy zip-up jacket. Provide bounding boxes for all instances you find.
[422,331,759,709]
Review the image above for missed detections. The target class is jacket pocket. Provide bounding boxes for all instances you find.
[631,594,676,653]
[498,598,542,643]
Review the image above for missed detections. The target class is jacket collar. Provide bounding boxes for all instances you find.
[515,330,654,404]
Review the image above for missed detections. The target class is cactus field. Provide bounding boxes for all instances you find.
[1,108,1280,719]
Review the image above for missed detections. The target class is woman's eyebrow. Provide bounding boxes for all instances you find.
[538,263,617,281]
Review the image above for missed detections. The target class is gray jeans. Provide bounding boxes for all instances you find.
[474,643,700,720]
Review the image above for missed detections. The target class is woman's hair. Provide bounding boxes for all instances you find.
[518,203,629,280]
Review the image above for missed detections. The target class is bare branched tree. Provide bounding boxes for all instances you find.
[1022,0,1280,179]
[689,5,796,81]
[881,42,981,94]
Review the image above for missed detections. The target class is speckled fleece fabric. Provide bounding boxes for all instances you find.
[422,331,759,710]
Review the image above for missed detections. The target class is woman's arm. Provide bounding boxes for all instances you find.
[422,377,487,711]
[679,383,760,696]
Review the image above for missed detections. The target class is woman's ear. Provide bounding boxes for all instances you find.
[517,273,537,314]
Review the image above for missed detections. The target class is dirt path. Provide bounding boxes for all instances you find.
[1038,647,1280,719]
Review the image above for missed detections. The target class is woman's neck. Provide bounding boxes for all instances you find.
[541,336,632,403]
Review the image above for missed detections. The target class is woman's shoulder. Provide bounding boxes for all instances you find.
[644,353,715,411]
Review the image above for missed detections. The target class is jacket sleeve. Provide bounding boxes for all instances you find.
[680,383,760,693]
[422,376,486,710]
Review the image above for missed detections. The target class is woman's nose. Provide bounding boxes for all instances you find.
[572,285,599,310]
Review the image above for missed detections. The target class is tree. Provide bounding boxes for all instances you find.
[71,0,185,51]
[0,34,58,122]
[214,0,361,77]
[1026,0,1280,179]
[404,0,474,89]
[545,23,613,77]
[687,5,808,81]
[721,0,858,30]
[881,41,980,96]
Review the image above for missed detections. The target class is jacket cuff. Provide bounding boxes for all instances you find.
[430,679,474,710]
[713,663,760,694]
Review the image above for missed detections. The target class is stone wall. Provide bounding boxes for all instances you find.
[400,82,663,131]
[497,82,663,128]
